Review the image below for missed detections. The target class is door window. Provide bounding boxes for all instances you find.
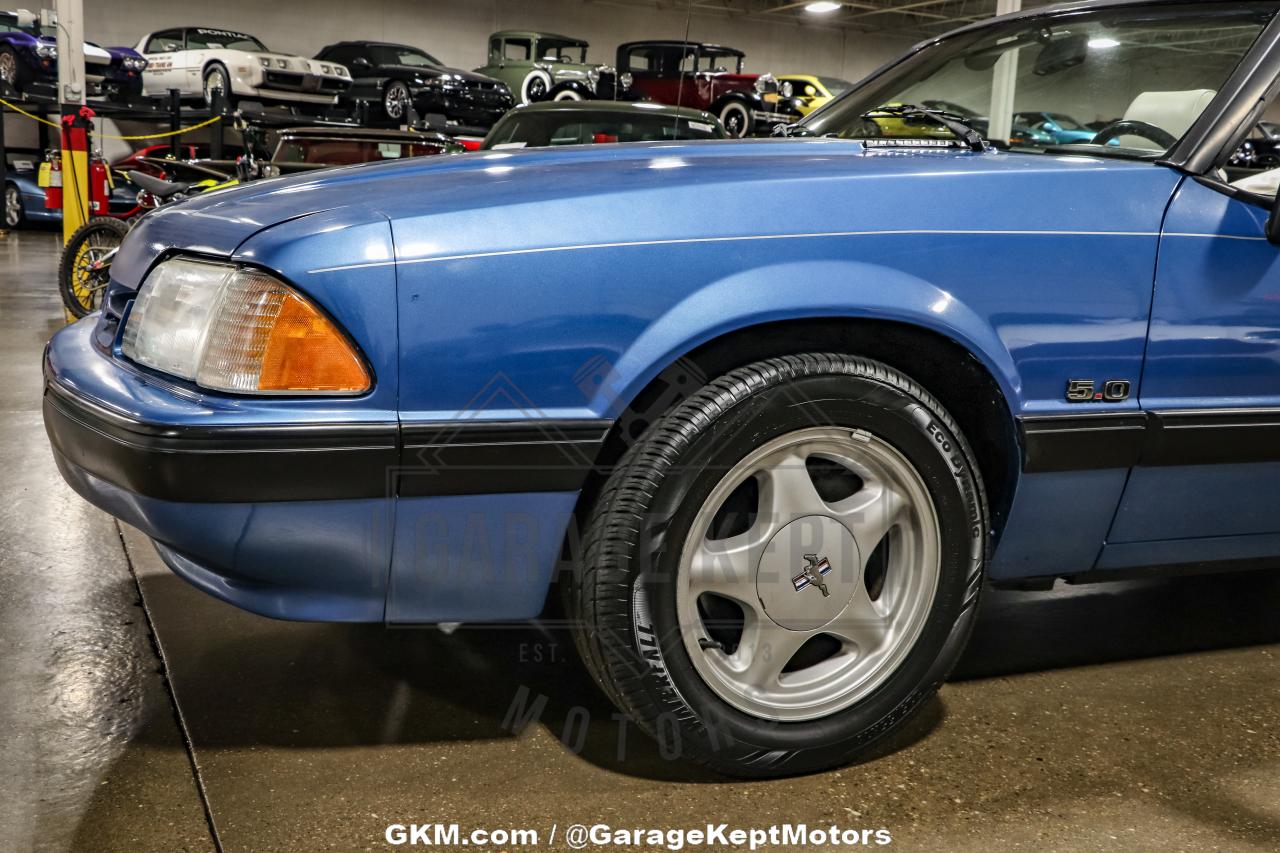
[145,30,183,53]
[503,38,531,62]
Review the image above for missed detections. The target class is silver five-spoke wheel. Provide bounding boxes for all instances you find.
[676,426,940,721]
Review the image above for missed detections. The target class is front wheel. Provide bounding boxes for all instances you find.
[0,47,24,93]
[58,216,131,318]
[566,354,987,777]
[203,62,232,107]
[4,182,24,228]
[718,100,753,138]
[520,69,551,104]
[383,80,412,121]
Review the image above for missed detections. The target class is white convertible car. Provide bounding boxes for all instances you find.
[136,27,349,106]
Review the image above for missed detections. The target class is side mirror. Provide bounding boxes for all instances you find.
[1266,193,1280,245]
[350,56,372,70]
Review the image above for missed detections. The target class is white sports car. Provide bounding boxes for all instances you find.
[136,27,349,106]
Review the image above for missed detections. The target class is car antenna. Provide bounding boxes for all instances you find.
[674,0,694,139]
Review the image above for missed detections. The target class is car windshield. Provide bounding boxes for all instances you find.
[1048,112,1086,130]
[368,45,441,68]
[700,49,743,74]
[274,138,446,165]
[538,39,587,63]
[800,2,1275,159]
[482,109,723,148]
[819,77,851,96]
[186,29,268,51]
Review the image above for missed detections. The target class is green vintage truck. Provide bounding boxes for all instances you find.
[474,31,633,104]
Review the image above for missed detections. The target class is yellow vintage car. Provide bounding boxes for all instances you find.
[779,74,852,116]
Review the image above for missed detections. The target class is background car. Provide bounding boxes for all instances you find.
[0,9,145,102]
[616,40,799,137]
[481,100,725,149]
[475,30,632,104]
[780,74,851,116]
[317,41,512,128]
[136,26,349,108]
[1013,111,1096,144]
[4,148,141,228]
[148,125,462,183]
[913,100,1055,147]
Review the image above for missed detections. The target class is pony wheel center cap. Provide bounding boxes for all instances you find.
[756,516,860,631]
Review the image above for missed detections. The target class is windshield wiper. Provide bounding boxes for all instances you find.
[773,124,815,138]
[862,104,989,152]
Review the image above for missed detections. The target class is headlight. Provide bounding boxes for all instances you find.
[124,56,147,71]
[276,58,289,69]
[122,258,370,395]
[587,67,600,85]
[36,44,56,59]
[780,81,793,98]
[320,64,331,74]
[620,72,633,90]
[754,73,777,95]
[258,56,271,68]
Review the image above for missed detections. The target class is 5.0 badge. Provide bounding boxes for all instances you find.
[1066,378,1131,403]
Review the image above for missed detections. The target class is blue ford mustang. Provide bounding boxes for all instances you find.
[42,0,1280,776]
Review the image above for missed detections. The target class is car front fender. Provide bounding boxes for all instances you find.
[599,258,1020,421]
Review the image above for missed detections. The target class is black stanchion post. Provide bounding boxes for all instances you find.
[0,107,8,231]
[210,86,224,160]
[36,105,49,152]
[168,88,180,158]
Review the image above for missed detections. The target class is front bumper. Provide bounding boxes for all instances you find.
[413,88,513,125]
[239,69,347,105]
[752,109,801,126]
[43,318,598,623]
[44,377,397,503]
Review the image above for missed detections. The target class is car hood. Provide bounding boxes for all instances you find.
[111,137,1161,286]
[386,64,498,85]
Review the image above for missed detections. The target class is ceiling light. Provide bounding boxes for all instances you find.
[1088,37,1120,49]
[804,2,842,13]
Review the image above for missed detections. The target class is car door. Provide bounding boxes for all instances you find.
[141,29,184,93]
[1108,173,1280,564]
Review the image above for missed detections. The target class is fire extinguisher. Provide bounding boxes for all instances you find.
[88,155,111,216]
[41,152,61,210]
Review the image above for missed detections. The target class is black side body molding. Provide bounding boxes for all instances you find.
[1019,408,1280,472]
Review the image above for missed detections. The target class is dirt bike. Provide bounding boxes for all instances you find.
[57,116,267,318]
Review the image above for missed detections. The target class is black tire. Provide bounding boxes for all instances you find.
[203,62,232,108]
[718,100,753,138]
[58,216,131,318]
[521,69,551,104]
[383,80,412,121]
[565,353,987,777]
[4,182,24,228]
[0,46,26,93]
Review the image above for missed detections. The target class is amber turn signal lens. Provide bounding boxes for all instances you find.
[192,267,370,394]
[258,291,370,392]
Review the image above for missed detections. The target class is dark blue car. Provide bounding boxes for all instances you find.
[2,149,138,228]
[42,0,1280,776]
[0,9,145,101]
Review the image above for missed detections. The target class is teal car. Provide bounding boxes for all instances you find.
[1013,111,1097,144]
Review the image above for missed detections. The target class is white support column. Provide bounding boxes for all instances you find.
[986,0,1021,145]
[53,0,88,241]
[53,0,83,106]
